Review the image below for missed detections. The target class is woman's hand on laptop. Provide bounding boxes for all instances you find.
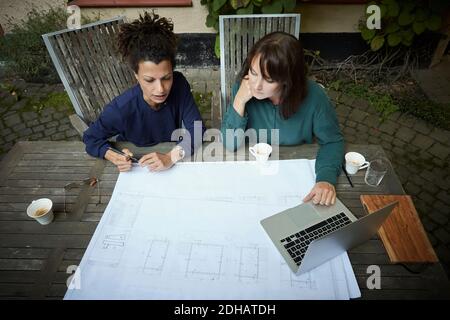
[303,182,336,206]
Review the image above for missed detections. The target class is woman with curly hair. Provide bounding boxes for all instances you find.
[221,32,344,206]
[83,11,205,172]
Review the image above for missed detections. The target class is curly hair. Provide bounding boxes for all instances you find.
[117,11,178,73]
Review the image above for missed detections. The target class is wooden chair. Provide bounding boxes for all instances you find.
[42,16,136,136]
[218,14,301,120]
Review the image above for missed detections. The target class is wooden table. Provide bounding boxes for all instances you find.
[0,141,449,299]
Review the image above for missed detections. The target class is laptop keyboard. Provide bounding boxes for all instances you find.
[280,212,352,266]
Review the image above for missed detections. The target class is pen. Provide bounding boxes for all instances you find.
[107,147,139,163]
[342,164,354,188]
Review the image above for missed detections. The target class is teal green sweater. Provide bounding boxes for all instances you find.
[221,79,344,185]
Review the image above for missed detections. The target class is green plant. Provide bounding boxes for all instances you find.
[331,80,399,122]
[394,89,450,131]
[200,0,297,56]
[23,91,72,115]
[359,0,448,51]
[0,6,98,83]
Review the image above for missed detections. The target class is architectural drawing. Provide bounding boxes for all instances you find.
[65,160,361,300]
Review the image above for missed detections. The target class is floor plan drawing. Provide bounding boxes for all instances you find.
[65,160,361,300]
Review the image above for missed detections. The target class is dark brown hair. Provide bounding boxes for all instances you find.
[239,32,307,119]
[117,11,178,73]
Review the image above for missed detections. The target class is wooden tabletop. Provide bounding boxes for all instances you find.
[0,141,449,299]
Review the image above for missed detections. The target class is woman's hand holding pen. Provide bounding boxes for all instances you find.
[105,148,134,172]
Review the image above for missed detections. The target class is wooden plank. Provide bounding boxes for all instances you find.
[236,18,241,80]
[356,276,434,291]
[359,289,439,300]
[74,29,108,115]
[22,153,92,160]
[0,234,91,248]
[5,179,90,188]
[84,26,116,104]
[353,264,425,277]
[0,203,78,216]
[87,195,111,205]
[361,195,438,263]
[0,248,50,259]
[31,247,66,298]
[102,21,129,89]
[242,18,247,69]
[348,239,386,254]
[68,158,106,221]
[0,212,38,221]
[348,252,391,265]
[58,260,81,272]
[0,271,40,283]
[52,271,74,284]
[0,195,78,203]
[84,203,108,213]
[11,141,85,153]
[98,173,120,181]
[50,34,77,87]
[17,160,95,167]
[63,249,85,260]
[55,33,93,120]
[8,172,93,181]
[0,221,97,235]
[0,284,34,298]
[13,166,92,174]
[0,142,25,186]
[80,212,104,222]
[111,20,136,86]
[230,19,236,105]
[0,187,80,196]
[0,259,44,271]
[260,18,266,46]
[47,283,67,298]
[96,22,130,96]
[91,22,126,101]
[0,203,30,212]
[62,31,98,121]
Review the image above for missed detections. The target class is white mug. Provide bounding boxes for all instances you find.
[26,198,54,225]
[345,152,369,175]
[249,143,272,163]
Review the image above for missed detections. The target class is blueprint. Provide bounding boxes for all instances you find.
[65,160,361,300]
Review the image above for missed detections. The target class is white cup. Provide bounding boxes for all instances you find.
[249,143,272,163]
[26,198,54,225]
[345,152,369,175]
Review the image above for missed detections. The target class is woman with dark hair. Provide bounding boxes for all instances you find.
[221,32,344,206]
[83,11,205,172]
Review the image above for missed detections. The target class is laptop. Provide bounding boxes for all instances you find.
[261,198,397,275]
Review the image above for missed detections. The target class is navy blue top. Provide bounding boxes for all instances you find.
[83,71,205,159]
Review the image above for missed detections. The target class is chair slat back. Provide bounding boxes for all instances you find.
[219,14,301,119]
[42,17,135,124]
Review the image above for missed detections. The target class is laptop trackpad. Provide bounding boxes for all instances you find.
[287,203,321,227]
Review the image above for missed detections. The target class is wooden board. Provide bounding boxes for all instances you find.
[360,195,438,263]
